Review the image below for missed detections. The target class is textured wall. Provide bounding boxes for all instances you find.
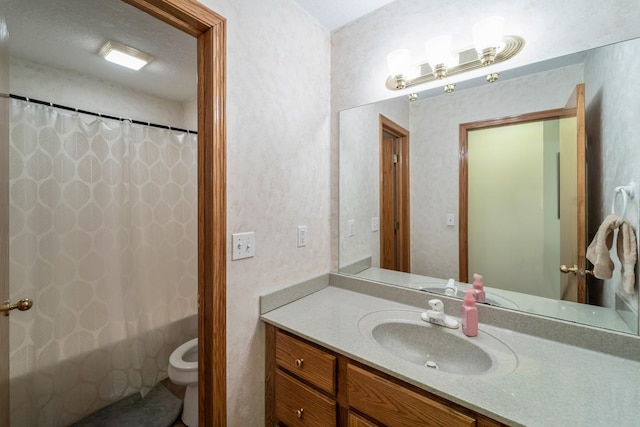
[196,0,331,425]
[339,97,409,269]
[9,57,190,129]
[584,38,640,323]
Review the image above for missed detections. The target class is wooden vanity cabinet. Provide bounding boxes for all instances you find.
[265,324,506,427]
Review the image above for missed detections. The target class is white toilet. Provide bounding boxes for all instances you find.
[168,337,198,426]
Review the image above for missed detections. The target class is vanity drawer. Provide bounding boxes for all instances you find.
[347,364,475,427]
[275,330,336,395]
[275,369,336,427]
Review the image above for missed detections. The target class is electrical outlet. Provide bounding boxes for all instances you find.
[297,225,307,247]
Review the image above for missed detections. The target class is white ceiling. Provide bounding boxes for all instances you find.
[5,0,387,104]
[293,0,396,31]
[5,0,197,102]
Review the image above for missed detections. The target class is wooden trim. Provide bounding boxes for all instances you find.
[124,1,227,425]
[122,0,225,36]
[265,324,277,426]
[574,83,587,303]
[0,27,9,427]
[458,127,469,283]
[459,108,573,283]
[460,108,575,131]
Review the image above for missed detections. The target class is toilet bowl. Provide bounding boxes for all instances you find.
[168,337,198,426]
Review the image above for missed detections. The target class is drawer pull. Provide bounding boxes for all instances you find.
[295,408,304,418]
[295,358,304,368]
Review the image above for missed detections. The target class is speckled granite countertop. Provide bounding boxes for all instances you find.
[261,279,640,427]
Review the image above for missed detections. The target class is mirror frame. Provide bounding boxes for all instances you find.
[123,1,227,424]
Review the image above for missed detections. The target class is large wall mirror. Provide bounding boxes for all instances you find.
[339,36,640,335]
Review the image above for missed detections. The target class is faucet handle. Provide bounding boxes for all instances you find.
[428,299,443,312]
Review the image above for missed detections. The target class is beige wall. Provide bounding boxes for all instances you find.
[339,97,409,269]
[585,37,640,325]
[468,122,551,298]
[196,0,331,425]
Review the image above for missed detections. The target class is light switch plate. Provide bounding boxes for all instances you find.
[446,213,455,226]
[371,217,380,232]
[232,232,255,260]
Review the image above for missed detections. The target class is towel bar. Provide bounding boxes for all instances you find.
[611,184,635,226]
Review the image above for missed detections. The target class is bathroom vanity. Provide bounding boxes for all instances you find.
[266,325,503,426]
[261,274,640,426]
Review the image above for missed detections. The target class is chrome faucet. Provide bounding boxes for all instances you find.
[421,299,460,329]
[444,278,457,296]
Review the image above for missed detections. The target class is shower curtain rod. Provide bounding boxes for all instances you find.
[10,94,198,135]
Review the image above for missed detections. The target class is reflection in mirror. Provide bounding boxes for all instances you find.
[339,37,640,335]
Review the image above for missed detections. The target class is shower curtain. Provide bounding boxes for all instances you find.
[8,99,198,426]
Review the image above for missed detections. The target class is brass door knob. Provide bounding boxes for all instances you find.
[560,265,594,276]
[1,298,33,316]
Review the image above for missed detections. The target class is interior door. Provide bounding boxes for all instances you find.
[380,134,397,269]
[559,83,587,302]
[379,115,410,272]
[0,7,9,425]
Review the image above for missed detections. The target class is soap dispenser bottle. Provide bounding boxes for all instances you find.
[461,289,478,337]
[472,273,486,303]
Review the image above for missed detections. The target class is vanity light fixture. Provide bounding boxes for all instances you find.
[386,48,412,89]
[385,17,524,92]
[472,16,505,65]
[425,35,454,80]
[99,40,153,71]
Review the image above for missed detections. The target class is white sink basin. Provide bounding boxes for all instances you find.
[358,309,518,376]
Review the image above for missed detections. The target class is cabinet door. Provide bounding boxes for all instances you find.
[347,364,475,427]
[348,411,381,427]
[275,370,336,427]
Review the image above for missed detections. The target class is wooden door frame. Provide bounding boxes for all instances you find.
[459,108,575,283]
[123,1,227,425]
[0,12,9,427]
[379,115,410,272]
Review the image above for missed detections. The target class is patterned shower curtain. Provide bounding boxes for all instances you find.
[8,99,198,426]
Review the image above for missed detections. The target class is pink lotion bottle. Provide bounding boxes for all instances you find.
[472,273,486,303]
[461,289,478,337]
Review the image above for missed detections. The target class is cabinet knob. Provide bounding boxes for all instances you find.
[295,408,304,418]
[294,358,304,368]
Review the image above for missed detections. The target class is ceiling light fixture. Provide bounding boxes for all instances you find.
[99,40,153,71]
[385,17,523,92]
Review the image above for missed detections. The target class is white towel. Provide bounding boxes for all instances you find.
[586,214,637,294]
[618,220,637,294]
